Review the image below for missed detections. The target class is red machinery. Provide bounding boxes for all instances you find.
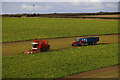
[24,39,50,54]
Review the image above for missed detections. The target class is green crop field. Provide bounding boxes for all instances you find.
[2,17,119,78]
[2,17,118,42]
[2,43,119,78]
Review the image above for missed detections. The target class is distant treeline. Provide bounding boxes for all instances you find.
[2,12,120,19]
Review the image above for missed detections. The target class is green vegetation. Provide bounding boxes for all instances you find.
[3,43,118,78]
[2,18,118,42]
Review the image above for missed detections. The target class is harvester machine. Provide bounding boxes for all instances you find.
[24,39,50,54]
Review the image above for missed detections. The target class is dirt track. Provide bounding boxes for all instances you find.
[65,65,119,78]
[57,65,119,79]
[2,34,119,57]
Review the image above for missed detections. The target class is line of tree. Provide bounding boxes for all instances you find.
[2,12,120,18]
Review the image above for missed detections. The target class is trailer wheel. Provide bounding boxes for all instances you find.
[88,43,91,45]
[91,43,93,45]
[94,42,97,45]
[93,42,96,45]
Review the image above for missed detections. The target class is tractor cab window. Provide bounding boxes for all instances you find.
[75,38,82,41]
[31,43,39,48]
[33,44,37,48]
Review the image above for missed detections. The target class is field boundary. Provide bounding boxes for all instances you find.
[2,33,120,44]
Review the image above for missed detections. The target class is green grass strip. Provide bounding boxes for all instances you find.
[2,43,118,78]
[2,18,118,42]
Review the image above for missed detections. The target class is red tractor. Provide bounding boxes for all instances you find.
[24,39,50,54]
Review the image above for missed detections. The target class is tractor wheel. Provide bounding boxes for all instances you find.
[88,43,91,45]
[40,49,43,52]
[47,47,50,51]
[37,49,39,52]
[80,42,84,46]
[72,44,74,46]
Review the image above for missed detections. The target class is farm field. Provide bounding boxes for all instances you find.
[64,65,119,78]
[2,17,119,78]
[83,67,118,78]
[2,34,119,57]
[80,14,119,18]
[2,17,118,42]
[2,43,119,78]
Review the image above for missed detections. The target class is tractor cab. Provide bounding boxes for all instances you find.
[72,38,84,46]
[75,38,82,42]
[31,42,39,50]
[24,39,50,54]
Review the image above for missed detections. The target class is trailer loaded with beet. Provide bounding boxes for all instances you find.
[72,37,99,46]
